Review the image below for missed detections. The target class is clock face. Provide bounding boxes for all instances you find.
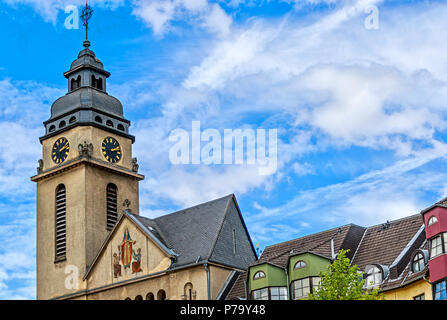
[102,137,122,163]
[52,137,70,164]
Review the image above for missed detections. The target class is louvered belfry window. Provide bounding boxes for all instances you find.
[55,184,66,260]
[106,183,118,230]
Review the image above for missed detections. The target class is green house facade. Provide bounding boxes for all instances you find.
[248,252,331,300]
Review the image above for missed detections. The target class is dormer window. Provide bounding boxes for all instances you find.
[365,266,382,288]
[428,216,438,227]
[412,253,425,272]
[253,271,266,280]
[294,260,307,270]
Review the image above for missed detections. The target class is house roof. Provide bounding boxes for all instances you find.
[380,241,429,292]
[224,213,427,299]
[254,224,366,268]
[351,214,424,271]
[225,271,248,300]
[85,193,257,281]
[133,194,257,268]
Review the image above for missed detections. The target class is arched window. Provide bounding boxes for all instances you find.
[412,253,425,272]
[157,290,166,300]
[294,260,307,270]
[71,75,81,91]
[97,78,103,90]
[253,271,266,280]
[49,125,56,133]
[69,116,76,124]
[117,124,125,131]
[91,75,103,90]
[95,116,103,124]
[124,297,131,300]
[146,292,154,300]
[106,183,118,230]
[428,216,438,227]
[106,120,114,127]
[135,295,143,300]
[55,184,66,261]
[365,266,382,287]
[184,283,194,300]
[59,121,66,128]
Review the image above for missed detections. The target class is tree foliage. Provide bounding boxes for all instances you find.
[308,249,384,300]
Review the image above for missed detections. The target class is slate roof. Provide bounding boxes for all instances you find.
[85,194,257,280]
[225,213,427,299]
[133,194,257,268]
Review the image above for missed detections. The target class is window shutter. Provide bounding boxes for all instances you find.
[55,185,66,259]
[106,184,118,230]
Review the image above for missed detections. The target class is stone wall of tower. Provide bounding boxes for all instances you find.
[35,125,141,299]
[36,166,88,300]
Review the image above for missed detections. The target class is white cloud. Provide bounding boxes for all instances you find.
[292,162,315,176]
[201,3,232,36]
[132,0,232,35]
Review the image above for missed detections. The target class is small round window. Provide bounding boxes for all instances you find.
[253,271,266,280]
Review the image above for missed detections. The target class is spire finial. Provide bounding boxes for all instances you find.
[80,0,93,42]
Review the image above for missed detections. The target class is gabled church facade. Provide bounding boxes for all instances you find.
[31,40,257,300]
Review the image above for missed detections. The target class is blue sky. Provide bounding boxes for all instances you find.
[1,0,447,299]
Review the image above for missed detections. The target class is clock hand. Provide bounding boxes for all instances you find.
[59,144,69,152]
[110,147,121,152]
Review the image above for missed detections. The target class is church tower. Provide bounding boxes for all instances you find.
[31,39,144,299]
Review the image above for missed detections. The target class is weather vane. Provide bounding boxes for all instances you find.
[80,0,93,42]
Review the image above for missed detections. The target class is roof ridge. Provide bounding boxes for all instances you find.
[306,228,343,253]
[436,196,447,204]
[154,194,234,221]
[259,227,345,263]
[365,213,422,230]
[206,195,234,259]
[263,223,355,250]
